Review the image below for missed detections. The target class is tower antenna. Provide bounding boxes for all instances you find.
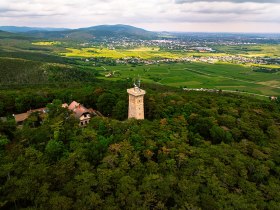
[138,75,141,88]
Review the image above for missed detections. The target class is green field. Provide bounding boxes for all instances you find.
[61,47,227,59]
[214,44,280,58]
[96,62,280,96]
[1,36,279,97]
[59,44,280,59]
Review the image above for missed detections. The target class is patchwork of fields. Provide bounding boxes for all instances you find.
[214,44,280,58]
[96,62,280,96]
[61,47,227,59]
[1,37,279,97]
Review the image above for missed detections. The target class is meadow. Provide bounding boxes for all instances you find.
[96,62,280,96]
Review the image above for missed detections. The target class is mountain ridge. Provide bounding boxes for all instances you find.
[0,24,158,40]
[0,26,69,33]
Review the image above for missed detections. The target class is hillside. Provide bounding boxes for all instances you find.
[0,24,279,210]
[0,30,32,40]
[25,24,158,40]
[80,24,157,38]
[0,83,280,209]
[0,57,98,86]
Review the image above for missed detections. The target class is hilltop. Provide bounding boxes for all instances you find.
[23,24,158,41]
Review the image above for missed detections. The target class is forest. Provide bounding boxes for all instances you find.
[0,28,280,209]
[1,81,280,209]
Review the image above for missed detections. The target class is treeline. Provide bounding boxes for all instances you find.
[252,66,280,73]
[0,81,127,115]
[0,83,280,209]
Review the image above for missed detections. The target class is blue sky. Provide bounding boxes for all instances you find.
[0,0,280,32]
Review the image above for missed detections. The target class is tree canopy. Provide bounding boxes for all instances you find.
[0,83,280,209]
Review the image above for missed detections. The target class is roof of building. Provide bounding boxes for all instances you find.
[66,101,91,119]
[73,105,90,119]
[27,107,46,114]
[14,113,29,123]
[68,101,79,110]
[88,108,95,114]
[127,87,146,96]
[14,107,47,123]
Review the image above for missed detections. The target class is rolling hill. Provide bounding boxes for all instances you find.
[24,24,158,40]
[0,57,97,86]
[0,30,32,40]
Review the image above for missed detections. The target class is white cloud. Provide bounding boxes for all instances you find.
[176,0,280,3]
[0,0,279,32]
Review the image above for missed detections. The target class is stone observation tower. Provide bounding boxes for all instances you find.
[127,81,146,120]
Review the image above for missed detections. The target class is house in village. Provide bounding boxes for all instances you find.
[14,101,101,126]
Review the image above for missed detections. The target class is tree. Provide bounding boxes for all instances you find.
[112,100,127,120]
[0,135,9,151]
[46,99,69,119]
[97,93,117,117]
[45,140,66,162]
[210,125,233,144]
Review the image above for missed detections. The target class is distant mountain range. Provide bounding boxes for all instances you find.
[0,26,69,33]
[3,25,278,42]
[0,30,33,40]
[0,25,158,40]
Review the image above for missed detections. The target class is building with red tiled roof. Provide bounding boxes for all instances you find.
[14,101,99,127]
[68,101,79,110]
[63,101,97,126]
[14,113,30,124]
[14,107,47,126]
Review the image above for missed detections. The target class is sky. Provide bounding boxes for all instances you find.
[0,0,280,33]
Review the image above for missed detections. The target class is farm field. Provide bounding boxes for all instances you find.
[32,41,62,46]
[96,62,280,96]
[61,47,227,59]
[0,35,279,97]
[214,44,280,57]
[59,44,280,59]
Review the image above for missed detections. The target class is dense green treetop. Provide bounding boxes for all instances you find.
[0,82,280,209]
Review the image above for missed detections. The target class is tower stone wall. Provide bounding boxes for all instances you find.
[127,87,146,120]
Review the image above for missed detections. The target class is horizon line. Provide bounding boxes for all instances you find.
[1,24,280,34]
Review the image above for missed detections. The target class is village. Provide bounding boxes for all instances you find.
[113,54,266,65]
